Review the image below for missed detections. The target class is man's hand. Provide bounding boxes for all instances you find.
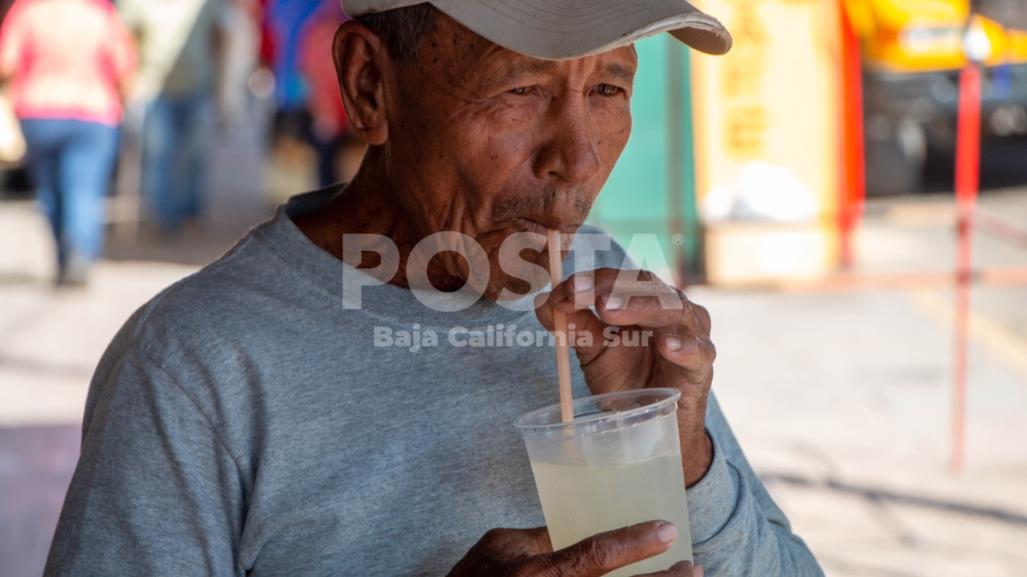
[535,268,716,487]
[447,521,701,577]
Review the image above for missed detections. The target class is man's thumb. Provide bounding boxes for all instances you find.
[531,521,676,577]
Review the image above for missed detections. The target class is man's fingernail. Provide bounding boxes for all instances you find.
[657,522,677,544]
[694,566,704,577]
[574,275,593,292]
[664,336,684,352]
[605,296,623,310]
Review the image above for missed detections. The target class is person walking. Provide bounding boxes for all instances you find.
[218,0,260,127]
[118,0,225,234]
[0,0,137,286]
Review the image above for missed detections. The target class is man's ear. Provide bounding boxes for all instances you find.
[333,21,389,146]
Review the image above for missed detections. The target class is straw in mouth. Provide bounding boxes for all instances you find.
[547,229,575,423]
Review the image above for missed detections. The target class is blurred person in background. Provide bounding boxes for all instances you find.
[119,0,226,234]
[0,0,137,286]
[256,0,275,74]
[259,0,325,201]
[217,0,260,126]
[299,0,364,186]
[265,0,321,147]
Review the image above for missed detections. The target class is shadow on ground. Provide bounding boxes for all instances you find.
[764,472,1027,526]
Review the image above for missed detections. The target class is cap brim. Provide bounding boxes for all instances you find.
[430,0,732,60]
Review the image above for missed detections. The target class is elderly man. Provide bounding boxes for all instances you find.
[44,2,823,576]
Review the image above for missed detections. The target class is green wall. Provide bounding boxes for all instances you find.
[587,36,700,280]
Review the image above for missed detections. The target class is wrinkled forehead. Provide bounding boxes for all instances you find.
[422,16,638,91]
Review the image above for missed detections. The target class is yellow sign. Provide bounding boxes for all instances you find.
[692,0,841,220]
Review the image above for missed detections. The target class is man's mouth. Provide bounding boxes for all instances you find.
[510,218,580,236]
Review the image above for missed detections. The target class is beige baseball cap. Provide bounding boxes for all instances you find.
[341,0,732,60]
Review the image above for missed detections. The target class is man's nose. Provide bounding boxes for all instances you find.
[534,98,602,186]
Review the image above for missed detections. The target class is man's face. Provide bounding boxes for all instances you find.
[379,14,637,298]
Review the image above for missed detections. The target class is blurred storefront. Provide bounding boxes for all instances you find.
[690,0,844,286]
[851,0,1027,195]
[592,0,847,287]
[593,0,1027,287]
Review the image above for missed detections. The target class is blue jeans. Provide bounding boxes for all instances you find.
[19,119,119,267]
[142,92,211,231]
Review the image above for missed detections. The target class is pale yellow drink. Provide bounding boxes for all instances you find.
[516,389,692,577]
[532,453,692,576]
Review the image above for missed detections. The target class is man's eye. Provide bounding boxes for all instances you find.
[509,86,538,96]
[595,84,625,97]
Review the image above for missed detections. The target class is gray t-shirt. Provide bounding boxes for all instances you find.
[44,188,823,577]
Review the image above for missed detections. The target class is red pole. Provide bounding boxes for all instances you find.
[839,1,866,270]
[951,61,982,474]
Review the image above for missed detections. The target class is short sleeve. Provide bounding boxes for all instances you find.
[43,350,246,577]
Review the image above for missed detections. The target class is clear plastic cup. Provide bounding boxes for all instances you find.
[515,388,691,577]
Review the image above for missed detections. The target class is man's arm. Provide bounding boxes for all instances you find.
[687,394,824,576]
[44,349,245,577]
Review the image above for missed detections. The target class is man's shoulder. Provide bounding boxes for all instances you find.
[83,223,322,430]
[103,230,283,368]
